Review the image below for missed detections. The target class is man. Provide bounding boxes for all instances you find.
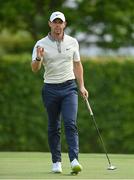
[31,11,88,174]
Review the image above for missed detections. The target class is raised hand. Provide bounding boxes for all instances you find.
[36,46,44,59]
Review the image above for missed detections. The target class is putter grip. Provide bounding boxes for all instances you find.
[85,98,93,116]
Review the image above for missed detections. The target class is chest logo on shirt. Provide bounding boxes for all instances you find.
[66,48,71,51]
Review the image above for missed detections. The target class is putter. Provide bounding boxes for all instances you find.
[85,97,116,170]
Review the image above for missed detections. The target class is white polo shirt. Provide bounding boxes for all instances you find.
[32,34,80,83]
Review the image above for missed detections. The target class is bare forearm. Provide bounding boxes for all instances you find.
[73,61,88,98]
[73,61,84,88]
[31,60,42,72]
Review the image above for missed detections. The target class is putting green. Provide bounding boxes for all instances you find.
[0,152,133,179]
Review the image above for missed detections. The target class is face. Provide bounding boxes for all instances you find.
[49,18,66,35]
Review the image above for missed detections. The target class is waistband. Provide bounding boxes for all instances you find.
[45,79,75,86]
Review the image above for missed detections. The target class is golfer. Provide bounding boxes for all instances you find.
[31,11,88,174]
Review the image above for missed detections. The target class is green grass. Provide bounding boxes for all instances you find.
[0,152,133,179]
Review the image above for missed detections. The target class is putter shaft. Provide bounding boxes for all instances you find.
[85,98,112,166]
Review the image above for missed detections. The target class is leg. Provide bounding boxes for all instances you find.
[61,87,79,162]
[42,84,61,163]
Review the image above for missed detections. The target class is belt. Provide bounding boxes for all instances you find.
[45,79,75,86]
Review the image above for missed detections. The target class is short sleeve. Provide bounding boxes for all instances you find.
[73,39,80,62]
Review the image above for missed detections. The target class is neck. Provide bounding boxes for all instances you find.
[50,32,64,41]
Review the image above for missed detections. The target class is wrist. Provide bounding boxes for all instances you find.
[79,84,84,89]
[36,57,41,61]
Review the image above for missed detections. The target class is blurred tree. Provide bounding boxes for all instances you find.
[0,0,65,39]
[73,0,134,49]
[0,0,134,49]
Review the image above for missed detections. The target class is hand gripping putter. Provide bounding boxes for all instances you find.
[85,98,116,170]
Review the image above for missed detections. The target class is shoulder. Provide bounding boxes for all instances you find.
[36,36,49,45]
[64,34,78,44]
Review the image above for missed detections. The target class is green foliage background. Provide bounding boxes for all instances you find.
[1,0,134,49]
[0,54,134,153]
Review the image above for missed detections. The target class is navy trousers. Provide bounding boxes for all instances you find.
[42,80,79,163]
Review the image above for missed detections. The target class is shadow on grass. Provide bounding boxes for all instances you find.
[0,171,79,179]
[48,171,78,176]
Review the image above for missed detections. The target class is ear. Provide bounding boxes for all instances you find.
[48,21,51,28]
[64,21,67,28]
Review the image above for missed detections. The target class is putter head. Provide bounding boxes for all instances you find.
[107,165,117,170]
